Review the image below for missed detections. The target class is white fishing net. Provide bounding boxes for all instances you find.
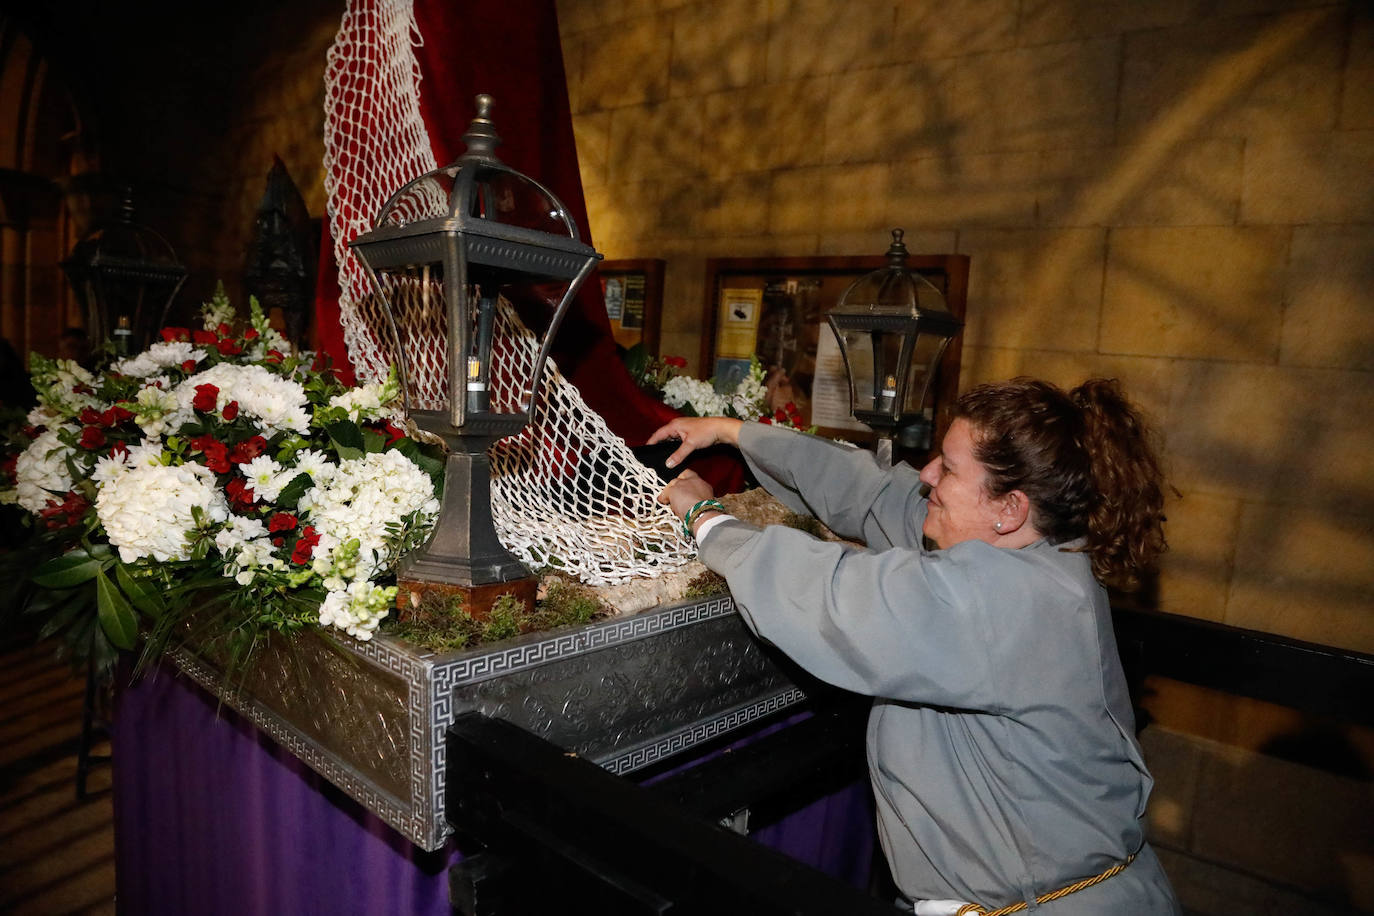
[322,0,693,584]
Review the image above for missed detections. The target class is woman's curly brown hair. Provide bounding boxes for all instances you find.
[953,378,1168,590]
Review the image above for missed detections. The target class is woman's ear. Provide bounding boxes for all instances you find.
[996,489,1032,534]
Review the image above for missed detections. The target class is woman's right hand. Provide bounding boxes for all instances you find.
[647,416,744,469]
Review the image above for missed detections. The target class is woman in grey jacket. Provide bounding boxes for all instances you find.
[651,378,1180,915]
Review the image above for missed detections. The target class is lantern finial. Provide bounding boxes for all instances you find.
[886,228,908,267]
[461,94,502,162]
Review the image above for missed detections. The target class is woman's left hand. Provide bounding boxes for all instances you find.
[657,468,716,520]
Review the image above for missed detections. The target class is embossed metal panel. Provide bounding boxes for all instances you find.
[171,595,806,851]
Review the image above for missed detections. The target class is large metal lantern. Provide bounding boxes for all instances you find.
[826,229,962,465]
[348,95,601,611]
[61,190,188,357]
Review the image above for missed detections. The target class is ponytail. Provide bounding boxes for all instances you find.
[953,378,1167,590]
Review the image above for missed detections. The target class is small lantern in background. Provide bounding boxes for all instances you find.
[349,94,601,618]
[61,189,187,357]
[826,229,963,467]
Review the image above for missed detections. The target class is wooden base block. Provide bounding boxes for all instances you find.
[396,576,539,624]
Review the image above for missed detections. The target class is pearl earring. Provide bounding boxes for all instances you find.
[995,522,1003,531]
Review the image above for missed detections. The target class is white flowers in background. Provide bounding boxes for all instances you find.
[112,341,206,379]
[317,578,397,641]
[95,460,229,563]
[728,366,768,421]
[662,376,727,418]
[201,290,237,331]
[13,425,80,512]
[173,363,311,433]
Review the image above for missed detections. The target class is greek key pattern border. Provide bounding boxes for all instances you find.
[597,687,809,776]
[168,649,431,849]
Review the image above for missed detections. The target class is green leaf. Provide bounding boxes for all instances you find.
[362,428,387,454]
[115,563,166,619]
[37,591,96,639]
[275,472,312,510]
[326,420,365,460]
[33,547,107,589]
[95,569,139,650]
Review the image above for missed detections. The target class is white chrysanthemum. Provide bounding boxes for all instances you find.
[214,515,267,555]
[239,455,292,502]
[172,363,310,434]
[302,450,438,571]
[290,448,334,485]
[662,376,727,417]
[95,461,229,563]
[14,425,79,513]
[327,383,396,422]
[112,341,207,379]
[317,579,395,640]
[132,384,180,437]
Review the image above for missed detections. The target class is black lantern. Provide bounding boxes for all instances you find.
[826,229,963,466]
[62,189,188,357]
[348,95,601,612]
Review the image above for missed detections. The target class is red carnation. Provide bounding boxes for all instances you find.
[161,327,191,342]
[192,384,220,412]
[291,526,320,565]
[381,420,406,445]
[216,338,242,357]
[268,512,299,533]
[664,355,688,368]
[191,435,231,474]
[228,435,267,465]
[101,404,135,426]
[181,360,198,372]
[109,441,129,460]
[192,329,217,345]
[79,407,103,426]
[79,426,107,450]
[221,401,240,421]
[225,477,256,508]
[265,349,285,364]
[217,323,233,337]
[39,491,91,530]
[244,328,260,340]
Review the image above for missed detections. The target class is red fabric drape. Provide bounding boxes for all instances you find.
[313,0,743,488]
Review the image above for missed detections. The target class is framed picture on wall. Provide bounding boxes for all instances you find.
[702,253,969,445]
[598,258,665,355]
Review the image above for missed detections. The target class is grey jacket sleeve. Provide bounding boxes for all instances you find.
[737,423,927,549]
[699,517,1015,711]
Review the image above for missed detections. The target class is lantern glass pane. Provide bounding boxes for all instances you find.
[474,171,574,238]
[901,333,949,415]
[372,263,452,413]
[380,172,456,227]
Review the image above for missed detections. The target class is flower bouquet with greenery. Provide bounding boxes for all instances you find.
[0,287,444,679]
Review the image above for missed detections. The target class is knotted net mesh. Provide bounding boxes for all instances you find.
[322,0,693,584]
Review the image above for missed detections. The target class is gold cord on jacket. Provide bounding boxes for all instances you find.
[952,854,1136,916]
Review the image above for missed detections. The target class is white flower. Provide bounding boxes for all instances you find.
[291,448,334,484]
[32,359,101,421]
[301,450,439,571]
[172,363,310,434]
[14,426,80,513]
[327,384,390,422]
[240,455,291,502]
[214,515,267,555]
[317,579,396,640]
[662,376,727,417]
[113,341,207,378]
[95,461,228,563]
[132,384,179,437]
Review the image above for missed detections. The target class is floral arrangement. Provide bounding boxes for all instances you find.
[623,345,814,432]
[0,286,443,677]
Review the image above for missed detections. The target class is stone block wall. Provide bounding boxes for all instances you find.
[558,0,1374,658]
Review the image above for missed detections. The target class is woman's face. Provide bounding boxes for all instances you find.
[918,418,1005,549]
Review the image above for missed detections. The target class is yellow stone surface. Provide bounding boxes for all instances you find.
[1100,226,1288,361]
[1156,490,1242,622]
[577,14,671,111]
[764,0,898,83]
[1118,10,1345,140]
[572,110,611,188]
[607,98,705,183]
[702,80,829,177]
[947,39,1119,154]
[1342,14,1374,130]
[822,61,960,165]
[1241,130,1374,225]
[1281,225,1374,371]
[768,163,891,235]
[668,0,768,97]
[893,0,1020,60]
[1018,0,1193,44]
[1036,138,1244,228]
[888,151,1040,229]
[957,227,1106,351]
